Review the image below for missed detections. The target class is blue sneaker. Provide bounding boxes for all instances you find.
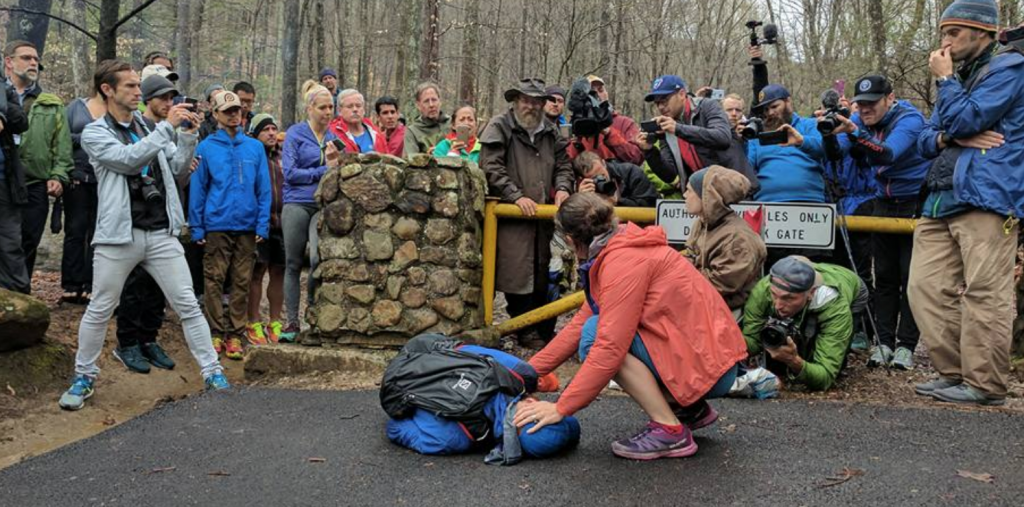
[205,372,231,391]
[59,375,95,410]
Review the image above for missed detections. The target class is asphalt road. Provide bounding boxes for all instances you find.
[1,389,1022,506]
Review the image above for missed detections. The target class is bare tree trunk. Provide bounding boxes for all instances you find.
[334,0,346,87]
[314,0,325,75]
[357,0,371,92]
[192,0,206,85]
[70,0,90,97]
[281,0,302,127]
[458,0,480,104]
[483,0,504,117]
[868,0,887,74]
[517,7,527,78]
[419,0,441,82]
[97,0,121,61]
[175,0,192,92]
[6,0,53,57]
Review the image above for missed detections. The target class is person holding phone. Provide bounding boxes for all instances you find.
[279,80,339,343]
[111,73,197,375]
[432,104,480,163]
[635,75,756,194]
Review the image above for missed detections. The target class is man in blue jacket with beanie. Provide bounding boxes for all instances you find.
[824,75,930,370]
[910,0,1024,406]
[190,90,271,361]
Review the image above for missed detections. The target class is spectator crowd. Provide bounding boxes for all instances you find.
[0,0,1020,458]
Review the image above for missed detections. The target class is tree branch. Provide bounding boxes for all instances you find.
[112,0,161,31]
[0,6,97,40]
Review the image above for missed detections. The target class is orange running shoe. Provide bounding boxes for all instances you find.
[247,322,268,346]
[267,321,283,344]
[225,337,244,360]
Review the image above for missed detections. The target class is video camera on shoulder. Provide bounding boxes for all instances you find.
[761,316,797,348]
[567,77,613,138]
[740,117,787,146]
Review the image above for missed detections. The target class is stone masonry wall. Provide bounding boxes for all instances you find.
[308,153,487,347]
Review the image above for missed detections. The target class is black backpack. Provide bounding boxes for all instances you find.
[380,334,527,441]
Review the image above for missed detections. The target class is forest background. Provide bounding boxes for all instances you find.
[3,0,1023,127]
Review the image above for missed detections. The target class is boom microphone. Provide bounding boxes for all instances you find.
[763,23,778,44]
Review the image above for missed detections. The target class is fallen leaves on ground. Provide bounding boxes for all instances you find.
[818,467,866,488]
[307,457,326,463]
[956,470,995,484]
[101,415,116,426]
[5,384,15,397]
[146,467,176,474]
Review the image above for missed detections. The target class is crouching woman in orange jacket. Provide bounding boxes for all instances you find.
[514,192,748,460]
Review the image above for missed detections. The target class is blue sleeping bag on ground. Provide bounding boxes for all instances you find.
[386,345,580,462]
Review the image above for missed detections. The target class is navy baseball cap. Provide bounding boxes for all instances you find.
[852,75,893,103]
[754,84,791,110]
[644,75,687,102]
[769,256,823,293]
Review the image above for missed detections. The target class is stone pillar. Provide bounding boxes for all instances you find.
[310,153,487,347]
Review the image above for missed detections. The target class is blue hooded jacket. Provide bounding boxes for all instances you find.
[282,121,338,204]
[747,113,826,202]
[918,46,1024,218]
[189,128,271,241]
[838,100,929,200]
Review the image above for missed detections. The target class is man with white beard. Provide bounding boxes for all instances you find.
[480,78,574,349]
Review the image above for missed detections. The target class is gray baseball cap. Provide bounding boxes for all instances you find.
[141,75,179,103]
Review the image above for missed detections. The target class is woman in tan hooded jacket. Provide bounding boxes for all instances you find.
[685,165,767,312]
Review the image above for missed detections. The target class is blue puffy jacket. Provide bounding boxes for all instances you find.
[838,100,929,199]
[385,345,580,460]
[748,113,826,203]
[189,129,271,241]
[282,121,338,204]
[918,46,1024,218]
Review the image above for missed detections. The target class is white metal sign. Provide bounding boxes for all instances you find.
[656,200,836,250]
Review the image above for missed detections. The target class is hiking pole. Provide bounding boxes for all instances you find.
[824,158,889,373]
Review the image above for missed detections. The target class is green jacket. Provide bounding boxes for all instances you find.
[19,92,72,185]
[403,113,451,157]
[742,262,860,390]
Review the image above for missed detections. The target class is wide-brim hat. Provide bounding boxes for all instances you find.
[504,78,554,102]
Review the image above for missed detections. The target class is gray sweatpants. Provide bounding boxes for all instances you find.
[75,228,222,378]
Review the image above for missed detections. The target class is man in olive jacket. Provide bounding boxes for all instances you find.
[4,41,72,286]
[480,78,574,347]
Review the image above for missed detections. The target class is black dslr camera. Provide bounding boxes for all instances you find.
[761,316,796,348]
[817,89,851,135]
[131,172,163,204]
[741,117,788,146]
[740,117,764,140]
[592,175,616,197]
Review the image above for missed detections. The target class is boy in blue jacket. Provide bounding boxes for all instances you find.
[910,0,1024,406]
[190,91,271,360]
[825,75,930,370]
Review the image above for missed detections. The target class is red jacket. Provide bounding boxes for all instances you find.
[378,123,406,157]
[328,117,389,154]
[529,223,748,416]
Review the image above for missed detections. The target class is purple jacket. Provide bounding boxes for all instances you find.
[282,121,338,204]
